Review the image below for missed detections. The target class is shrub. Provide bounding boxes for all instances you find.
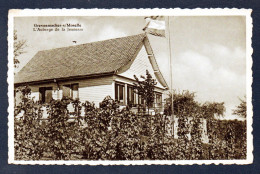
[207,119,246,159]
[44,98,83,160]
[14,86,247,160]
[14,86,45,160]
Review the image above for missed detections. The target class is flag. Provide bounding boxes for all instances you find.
[143,16,165,37]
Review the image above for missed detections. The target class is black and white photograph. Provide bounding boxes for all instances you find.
[8,9,253,165]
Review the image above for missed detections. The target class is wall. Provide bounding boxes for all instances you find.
[77,76,113,106]
[16,76,113,107]
[118,45,165,89]
[29,83,59,101]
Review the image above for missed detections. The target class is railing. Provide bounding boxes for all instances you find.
[128,102,166,114]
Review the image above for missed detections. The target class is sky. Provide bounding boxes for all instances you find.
[14,16,246,120]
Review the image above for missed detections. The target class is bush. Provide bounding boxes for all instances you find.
[14,86,247,160]
[207,119,246,159]
[14,86,45,160]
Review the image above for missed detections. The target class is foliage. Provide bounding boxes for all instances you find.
[14,86,246,160]
[164,90,199,117]
[14,85,45,160]
[175,117,205,159]
[133,70,157,115]
[232,97,247,118]
[164,90,225,119]
[14,30,27,68]
[207,119,247,159]
[44,98,82,160]
[201,102,225,119]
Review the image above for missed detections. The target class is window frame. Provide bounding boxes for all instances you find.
[115,82,125,105]
[62,83,79,99]
[127,84,138,106]
[39,87,53,103]
[155,92,162,107]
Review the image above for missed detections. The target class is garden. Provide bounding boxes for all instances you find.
[14,85,246,160]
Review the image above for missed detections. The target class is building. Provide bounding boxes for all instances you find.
[14,33,169,111]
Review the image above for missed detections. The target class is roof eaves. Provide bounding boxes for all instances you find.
[143,36,169,89]
[14,71,115,87]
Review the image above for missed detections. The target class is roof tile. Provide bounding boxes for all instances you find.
[15,33,146,84]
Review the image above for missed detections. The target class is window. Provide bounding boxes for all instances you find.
[127,85,147,106]
[39,87,53,103]
[156,93,162,107]
[127,86,135,105]
[115,83,125,104]
[138,95,145,105]
[63,85,70,97]
[62,83,79,99]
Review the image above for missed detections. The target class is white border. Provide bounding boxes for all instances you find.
[8,8,253,165]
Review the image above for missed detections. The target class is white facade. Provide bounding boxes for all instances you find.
[16,42,168,108]
[118,45,165,89]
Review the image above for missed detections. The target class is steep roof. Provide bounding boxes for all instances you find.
[15,34,146,84]
[14,33,168,88]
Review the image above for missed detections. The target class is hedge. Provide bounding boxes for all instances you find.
[14,86,246,160]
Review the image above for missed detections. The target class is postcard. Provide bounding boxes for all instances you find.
[8,9,253,165]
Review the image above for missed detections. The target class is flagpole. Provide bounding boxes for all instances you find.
[167,16,174,136]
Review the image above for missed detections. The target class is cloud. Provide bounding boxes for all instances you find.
[14,16,247,120]
[92,25,128,42]
[201,43,246,75]
[14,17,131,72]
[173,45,246,119]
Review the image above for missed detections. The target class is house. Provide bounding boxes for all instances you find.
[14,33,169,111]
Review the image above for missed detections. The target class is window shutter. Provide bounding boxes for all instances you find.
[115,84,118,101]
[72,84,79,99]
[45,89,53,103]
[63,85,70,98]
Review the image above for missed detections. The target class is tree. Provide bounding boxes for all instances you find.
[164,90,199,117]
[164,90,225,118]
[232,97,246,118]
[200,101,225,119]
[133,70,157,115]
[14,30,27,68]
